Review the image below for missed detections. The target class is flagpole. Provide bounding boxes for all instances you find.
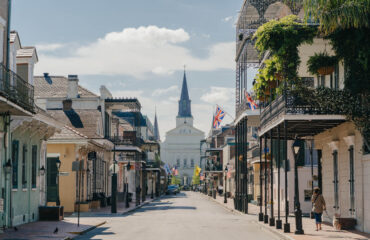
[216,104,235,121]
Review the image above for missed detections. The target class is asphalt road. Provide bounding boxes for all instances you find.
[76,192,282,240]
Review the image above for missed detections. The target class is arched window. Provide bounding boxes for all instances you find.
[190,159,194,168]
[183,159,188,168]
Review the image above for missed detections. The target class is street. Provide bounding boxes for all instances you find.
[76,192,282,240]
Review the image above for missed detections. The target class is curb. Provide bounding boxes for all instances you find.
[200,193,293,240]
[63,221,106,240]
[63,198,159,239]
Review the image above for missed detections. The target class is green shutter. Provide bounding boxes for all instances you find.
[12,140,19,189]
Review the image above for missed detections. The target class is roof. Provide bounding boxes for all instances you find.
[47,109,103,138]
[178,70,192,117]
[34,75,98,99]
[17,46,38,62]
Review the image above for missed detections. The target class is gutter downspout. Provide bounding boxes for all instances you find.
[5,0,11,69]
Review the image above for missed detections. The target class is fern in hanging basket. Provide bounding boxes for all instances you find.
[307,52,338,76]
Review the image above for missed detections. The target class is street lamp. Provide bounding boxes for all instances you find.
[39,166,46,176]
[56,159,61,206]
[4,159,12,174]
[292,139,304,235]
[224,165,228,203]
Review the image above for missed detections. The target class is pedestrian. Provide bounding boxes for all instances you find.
[312,187,326,231]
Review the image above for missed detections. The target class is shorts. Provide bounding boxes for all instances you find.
[314,212,322,224]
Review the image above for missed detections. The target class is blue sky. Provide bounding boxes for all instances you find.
[12,0,254,139]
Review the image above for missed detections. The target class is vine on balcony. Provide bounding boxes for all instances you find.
[292,86,370,150]
[252,15,317,101]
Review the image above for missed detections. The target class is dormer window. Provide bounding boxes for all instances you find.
[17,63,28,82]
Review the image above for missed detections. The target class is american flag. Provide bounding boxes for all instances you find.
[213,106,226,129]
[244,90,258,110]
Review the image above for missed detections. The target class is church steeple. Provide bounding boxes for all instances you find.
[178,70,192,117]
[153,108,160,141]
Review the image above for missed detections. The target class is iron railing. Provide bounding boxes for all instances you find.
[0,63,34,113]
[260,90,344,127]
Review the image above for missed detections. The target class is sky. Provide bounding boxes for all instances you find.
[12,0,255,140]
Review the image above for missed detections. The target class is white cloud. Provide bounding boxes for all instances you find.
[223,16,233,22]
[35,26,234,77]
[36,43,65,52]
[152,85,179,97]
[201,87,234,104]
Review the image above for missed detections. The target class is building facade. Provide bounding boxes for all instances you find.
[161,72,204,185]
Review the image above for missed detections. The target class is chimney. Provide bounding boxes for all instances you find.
[67,75,79,98]
[62,99,72,111]
[43,73,49,78]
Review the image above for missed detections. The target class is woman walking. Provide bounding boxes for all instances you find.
[312,187,326,231]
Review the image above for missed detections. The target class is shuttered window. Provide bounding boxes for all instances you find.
[12,140,19,189]
[32,145,37,188]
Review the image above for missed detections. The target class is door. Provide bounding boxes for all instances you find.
[46,158,58,202]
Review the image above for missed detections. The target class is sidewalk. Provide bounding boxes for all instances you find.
[0,197,155,240]
[204,193,370,240]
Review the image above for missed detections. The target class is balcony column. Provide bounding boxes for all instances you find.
[258,135,264,221]
[283,121,290,232]
[276,125,282,229]
[241,119,245,213]
[269,129,275,226]
[264,134,268,223]
[234,122,239,210]
[245,118,248,214]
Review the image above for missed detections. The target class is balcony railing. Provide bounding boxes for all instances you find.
[110,136,138,146]
[260,90,345,127]
[0,63,34,113]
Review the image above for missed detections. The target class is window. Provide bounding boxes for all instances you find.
[320,75,325,87]
[190,159,194,168]
[176,159,180,168]
[0,25,4,63]
[12,140,19,189]
[22,145,27,188]
[333,150,339,209]
[183,159,187,168]
[16,64,29,83]
[349,146,355,214]
[334,64,339,89]
[31,145,37,188]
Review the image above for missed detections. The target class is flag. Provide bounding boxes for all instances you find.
[213,105,226,129]
[164,164,171,175]
[195,165,201,176]
[172,166,179,176]
[244,90,258,110]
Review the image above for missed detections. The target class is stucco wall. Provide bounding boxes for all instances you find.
[11,132,42,226]
[314,122,369,232]
[47,144,77,212]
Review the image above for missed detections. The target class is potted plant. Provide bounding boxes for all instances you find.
[307,52,338,76]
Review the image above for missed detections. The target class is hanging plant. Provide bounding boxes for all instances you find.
[253,15,317,85]
[307,52,338,76]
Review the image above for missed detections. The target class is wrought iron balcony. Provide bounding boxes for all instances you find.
[259,89,347,139]
[260,90,346,127]
[0,63,35,114]
[109,135,138,146]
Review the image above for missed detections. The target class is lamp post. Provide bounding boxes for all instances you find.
[4,159,12,174]
[292,139,304,235]
[151,172,154,199]
[39,166,46,176]
[111,143,117,213]
[56,159,61,206]
[224,165,228,203]
[125,161,131,208]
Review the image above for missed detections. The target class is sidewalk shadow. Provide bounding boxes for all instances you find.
[74,227,113,240]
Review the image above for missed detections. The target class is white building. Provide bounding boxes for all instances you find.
[161,72,204,185]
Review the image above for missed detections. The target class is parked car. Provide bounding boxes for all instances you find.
[166,185,180,195]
